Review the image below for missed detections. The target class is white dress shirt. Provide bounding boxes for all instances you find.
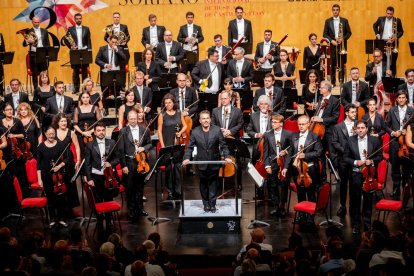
[204,62,220,93]
[261,42,273,69]
[259,113,268,134]
[398,106,407,130]
[165,42,177,68]
[31,27,43,51]
[222,105,232,129]
[56,94,65,112]
[183,24,197,51]
[236,19,245,42]
[105,45,120,71]
[333,17,340,39]
[178,88,186,111]
[216,46,223,62]
[11,92,20,111]
[344,120,355,137]
[136,85,144,103]
[408,84,414,104]
[234,59,245,88]
[351,81,358,103]
[92,138,105,175]
[274,129,282,155]
[376,62,383,83]
[358,136,368,162]
[298,130,308,149]
[130,126,140,151]
[382,18,393,40]
[317,94,331,117]
[149,26,158,47]
[76,25,83,49]
[112,24,120,35]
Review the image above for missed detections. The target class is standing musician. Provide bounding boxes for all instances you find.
[73,91,102,158]
[365,49,392,92]
[177,11,204,73]
[254,30,279,72]
[263,114,292,217]
[132,71,152,119]
[331,104,357,218]
[0,31,4,95]
[341,67,370,112]
[385,90,414,199]
[227,47,254,91]
[191,49,222,94]
[16,103,42,157]
[218,78,241,109]
[4,79,29,114]
[284,115,323,205]
[398,69,414,107]
[373,6,403,76]
[44,81,74,118]
[344,120,382,234]
[212,91,244,139]
[171,73,199,120]
[209,34,232,65]
[301,69,321,118]
[273,49,296,89]
[63,13,92,94]
[141,14,166,50]
[37,127,71,228]
[118,90,137,129]
[253,73,286,114]
[137,48,162,91]
[362,98,386,138]
[22,16,50,89]
[322,4,352,86]
[311,80,340,182]
[228,6,253,54]
[79,78,104,114]
[303,33,322,71]
[33,71,55,130]
[119,109,152,219]
[183,110,232,212]
[158,93,187,200]
[85,122,120,230]
[155,30,184,74]
[0,125,9,220]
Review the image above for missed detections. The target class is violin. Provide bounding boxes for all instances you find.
[83,123,93,144]
[20,136,33,160]
[309,98,328,139]
[255,136,267,178]
[102,155,119,189]
[276,142,289,181]
[174,124,187,145]
[361,149,378,193]
[293,145,312,187]
[134,139,150,174]
[10,136,23,159]
[0,150,6,171]
[50,142,71,195]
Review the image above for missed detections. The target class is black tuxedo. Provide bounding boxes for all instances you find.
[4,92,29,113]
[184,124,230,208]
[177,24,204,49]
[365,62,388,89]
[103,24,130,46]
[155,41,184,73]
[22,28,50,48]
[95,45,127,70]
[246,112,271,164]
[44,95,74,118]
[373,16,404,40]
[227,19,253,53]
[191,59,223,92]
[84,138,119,181]
[344,135,382,229]
[141,25,166,48]
[226,59,254,90]
[170,86,198,116]
[211,106,244,138]
[361,112,386,137]
[397,83,414,104]
[208,45,233,61]
[340,80,370,107]
[0,33,4,94]
[254,41,280,64]
[252,87,286,114]
[132,85,152,108]
[65,25,92,50]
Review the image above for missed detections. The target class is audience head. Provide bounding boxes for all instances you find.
[250,228,266,243]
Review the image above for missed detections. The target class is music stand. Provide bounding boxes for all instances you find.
[158,73,178,90]
[283,88,298,109]
[35,46,59,68]
[252,70,267,87]
[382,77,405,93]
[70,49,92,68]
[236,89,253,111]
[101,70,123,118]
[225,137,250,191]
[0,52,14,94]
[299,70,324,85]
[197,92,219,112]
[409,42,414,56]
[183,51,198,64]
[133,52,143,67]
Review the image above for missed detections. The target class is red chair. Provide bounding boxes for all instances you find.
[375,159,387,199]
[287,182,297,215]
[26,159,43,191]
[337,104,345,123]
[292,183,330,233]
[283,119,299,133]
[12,177,48,228]
[382,133,390,161]
[70,142,78,164]
[84,183,122,235]
[375,184,411,223]
[115,164,125,206]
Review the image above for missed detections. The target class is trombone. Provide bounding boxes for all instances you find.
[392,17,398,53]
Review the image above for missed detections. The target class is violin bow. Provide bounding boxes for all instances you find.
[291,140,318,159]
[50,141,72,173]
[101,131,125,169]
[24,108,41,134]
[0,119,18,140]
[135,106,166,150]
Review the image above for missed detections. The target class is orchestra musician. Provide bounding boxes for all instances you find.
[171,73,199,120]
[0,125,8,220]
[322,4,352,86]
[263,114,292,217]
[4,79,29,114]
[141,14,166,50]
[365,49,392,90]
[16,103,42,157]
[398,69,414,107]
[22,16,50,90]
[191,49,222,94]
[212,91,244,139]
[44,81,74,119]
[37,127,71,228]
[343,120,382,234]
[252,73,286,114]
[85,122,120,231]
[385,90,414,199]
[32,71,55,130]
[228,6,253,54]
[340,67,370,112]
[373,6,403,76]
[119,109,152,219]
[0,31,5,95]
[118,90,137,129]
[155,30,184,74]
[137,48,162,91]
[177,11,204,73]
[254,29,280,72]
[273,49,296,89]
[227,47,254,91]
[132,71,152,119]
[217,78,241,109]
[331,104,357,218]
[301,69,321,117]
[405,119,414,185]
[362,98,386,138]
[63,13,92,94]
[208,34,232,65]
[157,93,187,200]
[303,33,322,71]
[183,110,232,212]
[79,78,104,115]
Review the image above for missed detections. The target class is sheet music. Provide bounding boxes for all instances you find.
[247,162,264,188]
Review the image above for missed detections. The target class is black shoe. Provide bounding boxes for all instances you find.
[352,226,360,235]
[137,209,148,216]
[204,206,210,212]
[210,206,217,213]
[270,209,279,216]
[279,208,287,218]
[336,206,347,217]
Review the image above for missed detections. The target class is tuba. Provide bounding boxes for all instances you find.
[17,29,38,47]
[338,23,347,55]
[392,17,398,53]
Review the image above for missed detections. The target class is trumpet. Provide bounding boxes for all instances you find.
[62,32,77,49]
[392,17,398,53]
[188,31,198,48]
[338,23,347,55]
[17,29,38,47]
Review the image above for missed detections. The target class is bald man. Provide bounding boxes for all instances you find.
[155,30,184,73]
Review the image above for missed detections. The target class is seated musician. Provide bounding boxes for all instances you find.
[301,70,321,118]
[85,122,120,231]
[44,81,74,119]
[212,91,244,138]
[171,73,198,123]
[254,29,279,72]
[226,47,254,91]
[361,98,386,138]
[398,69,414,107]
[118,109,152,219]
[252,73,286,114]
[340,67,370,112]
[137,48,162,91]
[364,49,392,93]
[273,49,296,89]
[191,49,222,94]
[263,114,292,218]
[218,78,240,109]
[183,110,232,212]
[343,120,382,234]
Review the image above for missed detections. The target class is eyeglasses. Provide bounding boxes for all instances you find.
[374,55,381,58]
[214,40,221,42]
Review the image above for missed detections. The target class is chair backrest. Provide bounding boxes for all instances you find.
[70,142,78,163]
[25,158,38,184]
[382,133,390,154]
[377,159,387,185]
[83,184,96,212]
[156,142,162,157]
[12,177,23,203]
[283,119,299,133]
[402,183,412,210]
[315,183,330,212]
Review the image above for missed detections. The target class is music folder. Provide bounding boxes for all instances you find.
[409,42,414,56]
[0,51,14,65]
[69,49,92,65]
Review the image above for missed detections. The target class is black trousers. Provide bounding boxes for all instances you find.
[293,162,320,203]
[29,52,48,89]
[389,141,410,195]
[267,163,289,207]
[72,64,88,93]
[198,168,219,207]
[165,162,181,196]
[337,159,351,207]
[42,173,68,221]
[329,45,347,85]
[349,172,373,229]
[122,158,145,213]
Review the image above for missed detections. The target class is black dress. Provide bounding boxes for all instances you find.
[33,86,55,130]
[137,61,161,91]
[23,119,41,157]
[362,112,386,138]
[162,110,182,147]
[273,62,295,89]
[303,45,322,71]
[302,84,320,117]
[78,92,101,108]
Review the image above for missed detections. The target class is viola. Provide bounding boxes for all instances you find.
[0,150,6,171]
[174,124,187,146]
[309,98,328,139]
[293,145,312,187]
[83,123,93,144]
[255,137,267,178]
[103,166,119,189]
[361,149,378,193]
[9,137,23,159]
[136,151,150,174]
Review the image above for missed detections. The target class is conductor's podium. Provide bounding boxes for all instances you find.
[179,199,242,234]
